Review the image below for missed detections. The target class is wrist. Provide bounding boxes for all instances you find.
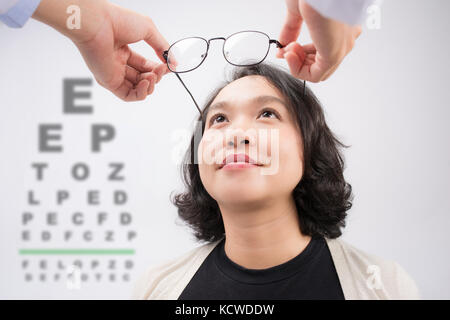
[32,0,110,44]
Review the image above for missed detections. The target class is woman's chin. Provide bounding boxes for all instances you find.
[214,187,267,204]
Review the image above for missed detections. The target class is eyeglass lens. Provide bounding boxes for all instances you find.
[167,31,271,72]
[223,31,270,66]
[167,37,207,73]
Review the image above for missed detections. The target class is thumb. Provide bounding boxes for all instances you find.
[143,18,170,64]
[278,0,303,47]
[108,3,170,64]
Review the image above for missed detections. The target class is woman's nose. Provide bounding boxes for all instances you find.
[227,137,248,147]
[225,127,257,148]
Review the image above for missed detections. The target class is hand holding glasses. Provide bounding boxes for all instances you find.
[163,30,306,123]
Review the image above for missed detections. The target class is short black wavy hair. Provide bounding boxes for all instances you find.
[170,62,353,243]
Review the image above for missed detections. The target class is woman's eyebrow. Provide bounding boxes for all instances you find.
[208,95,287,113]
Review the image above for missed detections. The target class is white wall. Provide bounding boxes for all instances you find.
[0,0,449,299]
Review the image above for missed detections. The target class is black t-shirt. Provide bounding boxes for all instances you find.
[178,234,345,300]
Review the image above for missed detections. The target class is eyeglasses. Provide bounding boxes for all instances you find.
[162,30,306,128]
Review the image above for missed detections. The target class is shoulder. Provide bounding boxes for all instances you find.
[325,237,421,300]
[131,240,221,300]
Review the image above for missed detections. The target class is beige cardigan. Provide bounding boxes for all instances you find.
[132,237,421,300]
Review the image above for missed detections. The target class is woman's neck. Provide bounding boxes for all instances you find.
[219,196,311,270]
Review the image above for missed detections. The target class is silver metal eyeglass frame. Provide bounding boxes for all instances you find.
[162,30,307,133]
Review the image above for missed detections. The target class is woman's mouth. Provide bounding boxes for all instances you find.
[221,162,261,170]
[218,153,264,170]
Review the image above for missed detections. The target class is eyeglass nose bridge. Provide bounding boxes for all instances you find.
[207,37,226,45]
[162,36,285,65]
[205,37,226,59]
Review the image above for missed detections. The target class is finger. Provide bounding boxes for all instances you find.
[281,43,325,82]
[110,6,170,64]
[277,2,303,58]
[284,51,304,79]
[139,71,159,88]
[122,80,149,102]
[143,17,170,64]
[114,79,134,101]
[283,42,307,61]
[155,64,170,82]
[125,65,139,83]
[114,79,149,102]
[167,53,178,71]
[137,72,157,96]
[153,63,169,83]
[302,43,317,54]
[158,62,171,76]
[135,80,149,100]
[305,53,316,64]
[277,41,300,58]
[285,50,325,82]
[128,50,156,73]
[279,3,303,46]
[278,42,315,60]
[277,42,293,58]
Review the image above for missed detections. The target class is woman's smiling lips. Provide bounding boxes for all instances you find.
[218,153,263,170]
[222,162,260,170]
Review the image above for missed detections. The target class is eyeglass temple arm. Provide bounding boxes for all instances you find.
[163,50,203,115]
[164,50,205,134]
[174,73,203,117]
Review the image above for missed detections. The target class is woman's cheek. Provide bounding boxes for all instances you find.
[198,129,225,167]
[277,129,304,180]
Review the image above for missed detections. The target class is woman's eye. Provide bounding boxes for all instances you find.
[210,114,227,125]
[259,109,279,119]
[209,109,279,126]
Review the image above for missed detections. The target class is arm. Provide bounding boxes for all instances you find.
[31,0,170,102]
[2,0,170,102]
[0,0,41,28]
[304,0,378,26]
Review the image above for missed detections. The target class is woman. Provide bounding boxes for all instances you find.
[133,63,420,300]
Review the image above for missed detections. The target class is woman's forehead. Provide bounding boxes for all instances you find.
[212,75,285,105]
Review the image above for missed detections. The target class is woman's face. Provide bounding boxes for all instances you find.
[198,75,304,207]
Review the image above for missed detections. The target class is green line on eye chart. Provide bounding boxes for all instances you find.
[18,249,135,255]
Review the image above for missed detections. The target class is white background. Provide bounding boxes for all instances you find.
[0,0,449,299]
